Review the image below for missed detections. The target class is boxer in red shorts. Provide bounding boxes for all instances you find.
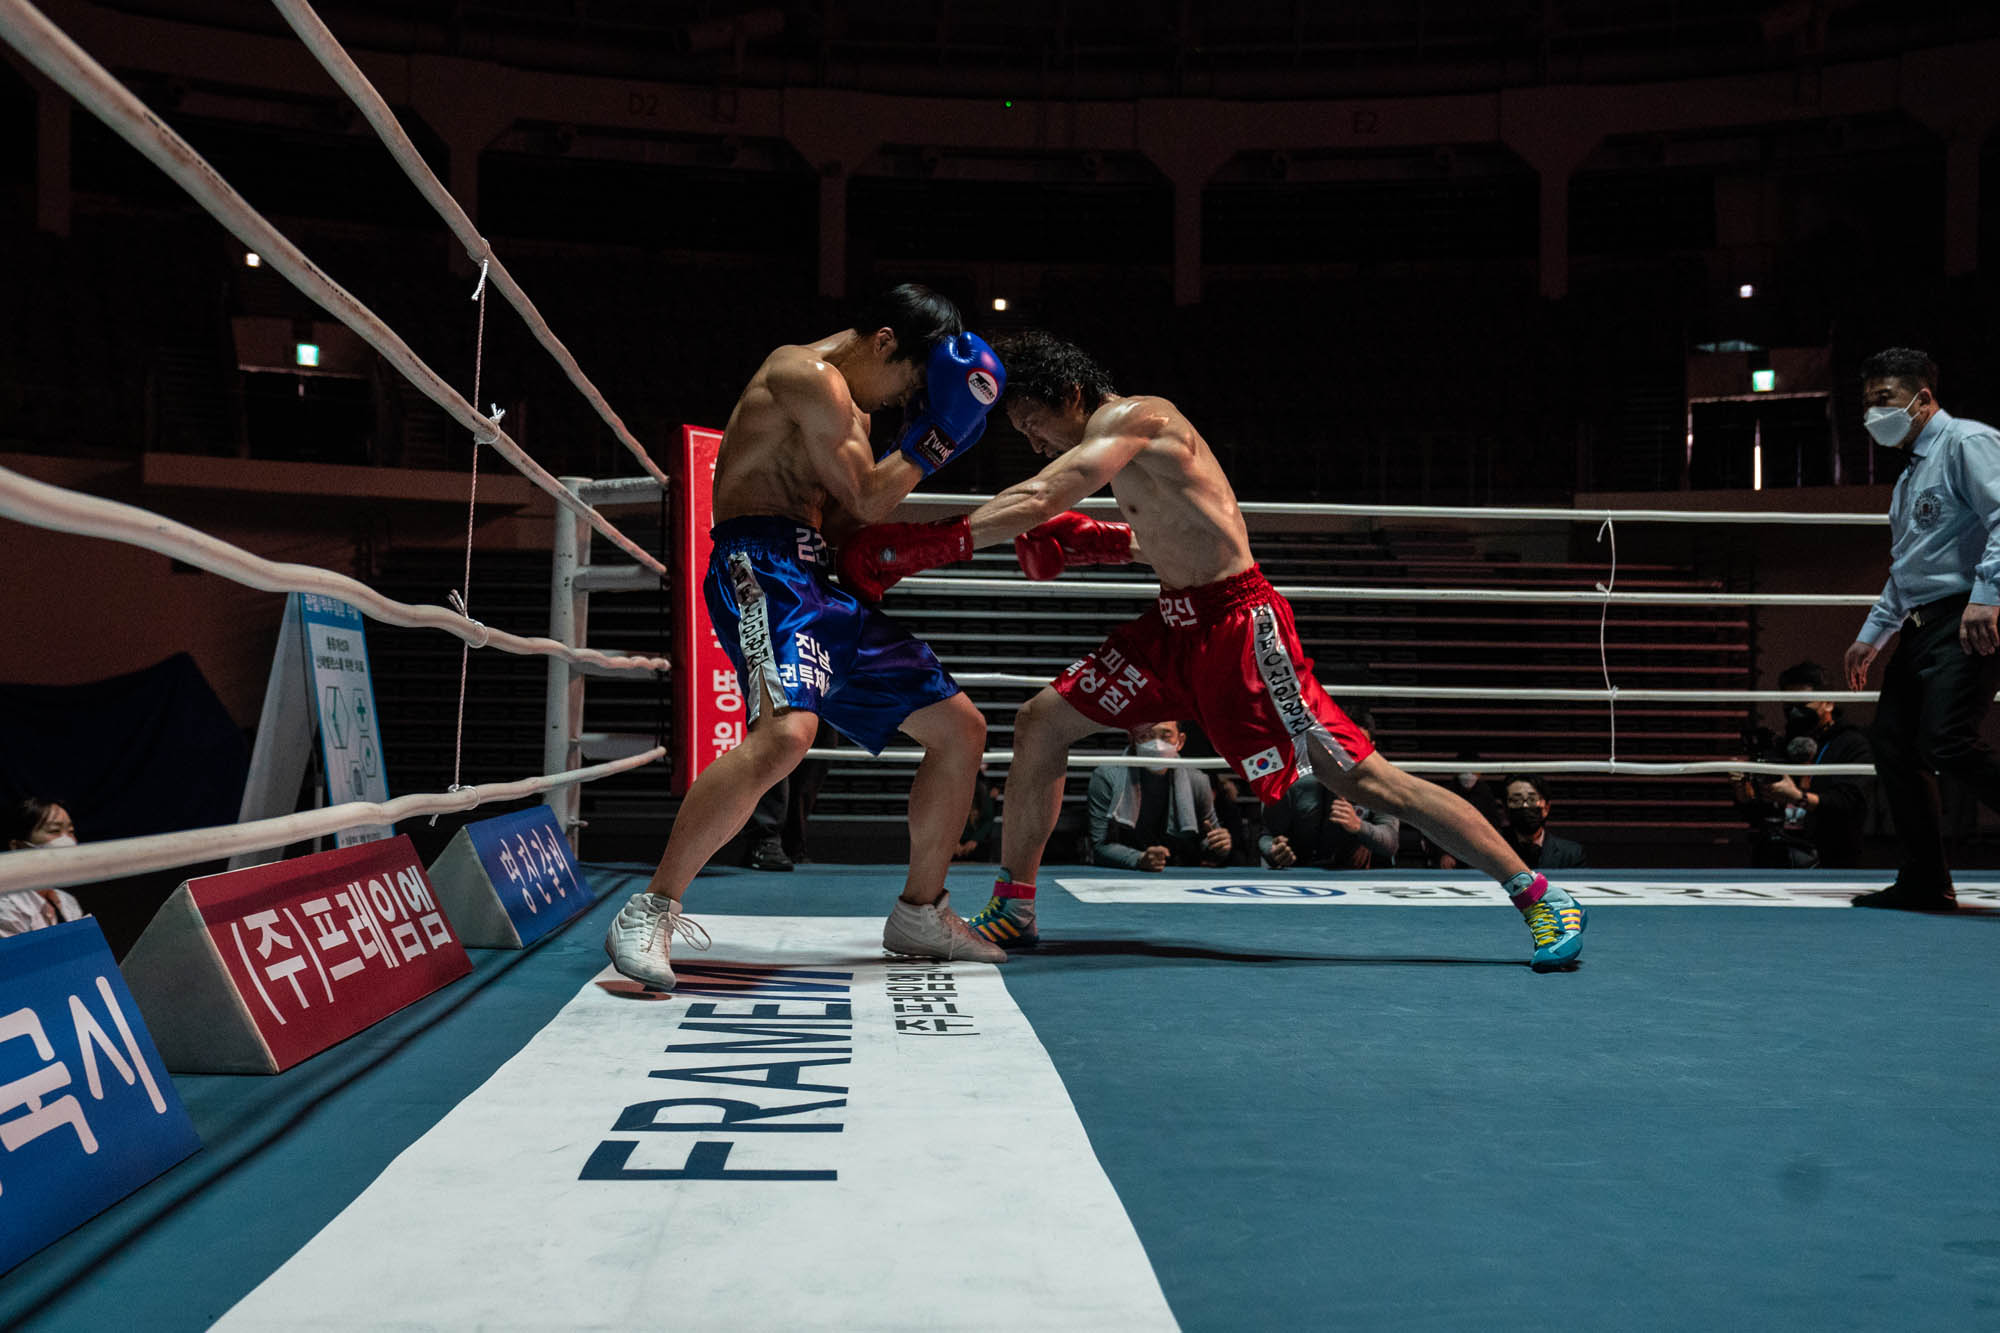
[842,331,1586,971]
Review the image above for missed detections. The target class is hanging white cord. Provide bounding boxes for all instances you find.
[1596,517,1619,764]
[441,260,492,814]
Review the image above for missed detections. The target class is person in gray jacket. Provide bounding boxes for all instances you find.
[1087,720,1234,870]
[1260,776,1400,869]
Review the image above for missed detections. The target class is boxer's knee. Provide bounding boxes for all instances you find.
[744,704,817,779]
[904,692,985,759]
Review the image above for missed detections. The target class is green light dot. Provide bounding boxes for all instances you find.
[1004,100,1013,108]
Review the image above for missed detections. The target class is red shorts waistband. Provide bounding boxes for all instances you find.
[1155,565,1273,627]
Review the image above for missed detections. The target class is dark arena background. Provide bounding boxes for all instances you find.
[3,3,1999,1329]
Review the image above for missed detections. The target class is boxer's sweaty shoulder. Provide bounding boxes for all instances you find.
[1107,395,1253,588]
[713,344,854,526]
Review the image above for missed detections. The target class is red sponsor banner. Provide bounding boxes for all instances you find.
[672,424,745,793]
[186,836,471,1072]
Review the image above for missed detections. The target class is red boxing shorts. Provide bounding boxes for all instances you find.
[1050,565,1375,805]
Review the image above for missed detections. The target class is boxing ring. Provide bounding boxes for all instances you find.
[5,1,2000,1329]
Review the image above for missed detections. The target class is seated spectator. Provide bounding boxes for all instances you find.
[1500,775,1588,871]
[1730,659,1874,869]
[956,765,1000,861]
[1260,776,1400,869]
[1,797,87,937]
[1087,720,1233,870]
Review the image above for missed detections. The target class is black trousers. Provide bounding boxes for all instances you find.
[1869,596,2000,886]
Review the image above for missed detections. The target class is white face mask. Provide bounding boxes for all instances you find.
[1863,393,1922,448]
[1135,738,1178,764]
[34,834,77,849]
[1456,772,1480,790]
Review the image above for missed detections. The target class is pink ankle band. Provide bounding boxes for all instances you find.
[1509,874,1548,907]
[993,879,1036,899]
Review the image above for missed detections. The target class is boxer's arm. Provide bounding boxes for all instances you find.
[775,357,923,522]
[965,405,1163,548]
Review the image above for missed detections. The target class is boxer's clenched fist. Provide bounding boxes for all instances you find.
[1014,511,1134,581]
[839,516,972,603]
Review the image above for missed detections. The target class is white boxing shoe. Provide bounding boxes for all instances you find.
[604,892,710,989]
[882,890,1007,964]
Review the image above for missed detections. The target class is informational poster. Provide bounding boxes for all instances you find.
[294,594,392,846]
[671,424,741,794]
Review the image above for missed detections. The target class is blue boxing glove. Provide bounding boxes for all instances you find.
[894,332,1006,476]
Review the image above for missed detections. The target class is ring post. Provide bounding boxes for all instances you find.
[545,477,591,847]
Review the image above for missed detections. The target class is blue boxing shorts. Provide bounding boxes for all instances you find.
[704,515,960,755]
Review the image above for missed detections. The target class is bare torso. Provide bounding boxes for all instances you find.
[711,337,869,529]
[1099,396,1255,590]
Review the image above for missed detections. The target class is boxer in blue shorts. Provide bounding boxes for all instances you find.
[606,285,1011,987]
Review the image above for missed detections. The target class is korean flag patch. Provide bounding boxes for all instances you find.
[1242,746,1285,779]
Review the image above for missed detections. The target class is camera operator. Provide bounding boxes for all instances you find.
[1731,660,1873,868]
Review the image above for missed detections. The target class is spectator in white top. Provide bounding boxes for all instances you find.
[1,797,87,937]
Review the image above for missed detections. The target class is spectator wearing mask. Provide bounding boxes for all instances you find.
[1734,660,1875,869]
[1259,775,1400,869]
[1500,776,1587,871]
[1,797,87,937]
[1087,720,1232,870]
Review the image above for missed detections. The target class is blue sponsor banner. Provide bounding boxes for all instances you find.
[0,917,201,1273]
[464,807,591,947]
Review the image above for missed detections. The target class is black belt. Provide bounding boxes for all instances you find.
[1906,592,1971,629]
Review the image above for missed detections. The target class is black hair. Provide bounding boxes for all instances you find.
[1500,774,1548,803]
[1859,347,1939,396]
[847,284,963,363]
[4,796,58,847]
[991,330,1119,412]
[1777,660,1826,691]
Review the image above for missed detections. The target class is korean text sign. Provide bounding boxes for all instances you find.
[672,424,743,793]
[186,837,471,1071]
[0,918,200,1272]
[464,806,590,946]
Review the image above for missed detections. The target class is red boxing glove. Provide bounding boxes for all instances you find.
[1013,511,1134,581]
[839,516,972,602]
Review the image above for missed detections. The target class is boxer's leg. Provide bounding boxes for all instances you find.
[998,686,1106,888]
[608,684,817,987]
[643,685,818,901]
[881,692,1005,963]
[894,692,987,907]
[1317,747,1524,880]
[1318,745,1584,971]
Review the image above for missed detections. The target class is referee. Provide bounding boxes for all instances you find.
[1844,347,2000,911]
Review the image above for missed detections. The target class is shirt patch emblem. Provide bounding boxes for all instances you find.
[1913,487,1948,531]
[1242,747,1285,779]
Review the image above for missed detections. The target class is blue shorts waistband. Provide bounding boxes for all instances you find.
[710,515,828,566]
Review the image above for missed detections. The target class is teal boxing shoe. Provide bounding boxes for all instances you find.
[1509,873,1586,972]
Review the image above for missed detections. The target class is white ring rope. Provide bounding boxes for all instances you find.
[0,0,666,578]
[0,463,670,675]
[902,493,1887,526]
[894,575,1875,606]
[950,675,1906,703]
[269,0,671,490]
[0,747,664,896]
[802,749,1871,778]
